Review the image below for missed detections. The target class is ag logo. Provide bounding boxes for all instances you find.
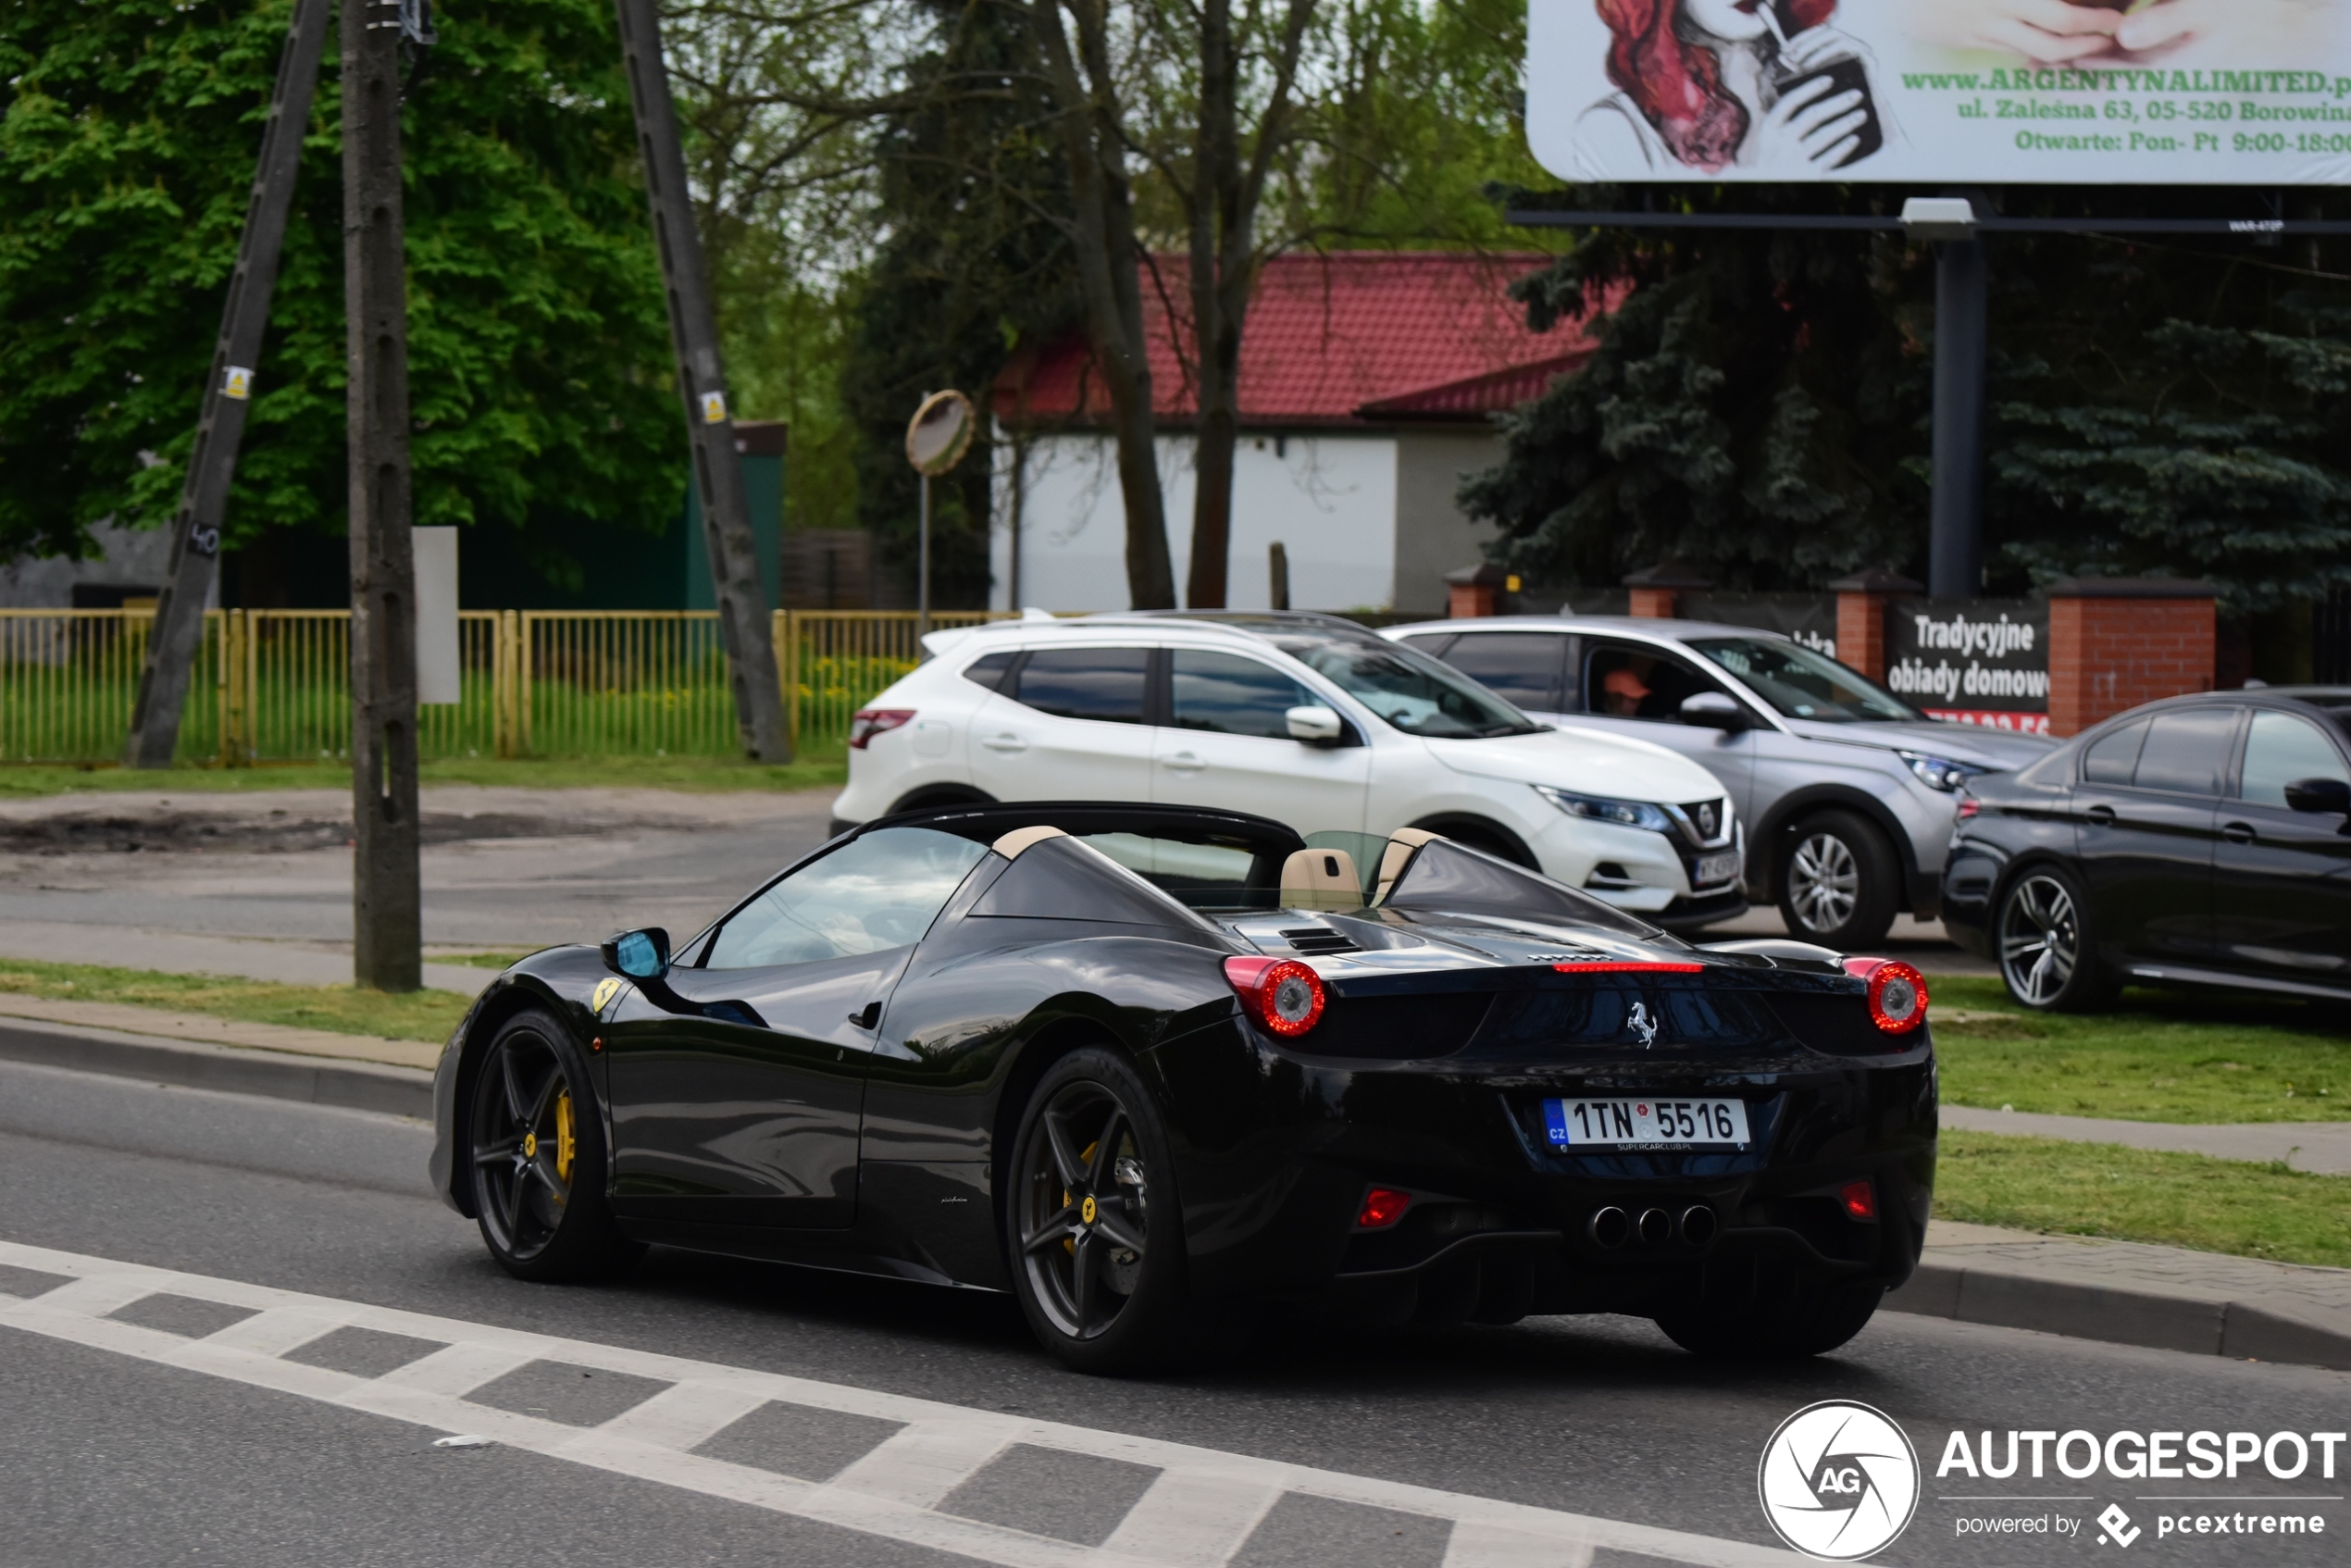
[1758,1400,1920,1561]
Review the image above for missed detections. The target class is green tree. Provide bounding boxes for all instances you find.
[0,0,678,579]
[840,0,1079,607]
[1462,193,1931,592]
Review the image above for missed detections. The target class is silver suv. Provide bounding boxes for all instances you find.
[1384,616,2055,947]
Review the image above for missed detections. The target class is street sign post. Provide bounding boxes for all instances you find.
[905,391,976,640]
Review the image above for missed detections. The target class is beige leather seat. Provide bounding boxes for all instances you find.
[1278,848,1362,912]
[1371,828,1443,904]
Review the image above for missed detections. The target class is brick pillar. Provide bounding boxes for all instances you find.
[2046,578,2219,738]
[1826,569,1922,680]
[1623,563,1710,620]
[1445,563,1511,618]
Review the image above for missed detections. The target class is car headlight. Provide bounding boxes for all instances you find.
[1535,786,1675,834]
[1899,752,1986,793]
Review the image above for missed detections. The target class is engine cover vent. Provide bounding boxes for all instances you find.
[1277,925,1361,955]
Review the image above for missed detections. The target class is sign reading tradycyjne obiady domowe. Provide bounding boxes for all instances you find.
[1528,0,2351,184]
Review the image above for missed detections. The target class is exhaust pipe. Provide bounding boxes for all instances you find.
[1637,1208,1673,1246]
[1679,1205,1718,1245]
[1586,1206,1630,1249]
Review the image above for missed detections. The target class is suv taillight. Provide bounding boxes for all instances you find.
[849,709,914,749]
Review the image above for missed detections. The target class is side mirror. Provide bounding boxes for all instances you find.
[1679,691,1748,732]
[600,927,671,979]
[1286,704,1344,744]
[2283,778,2351,815]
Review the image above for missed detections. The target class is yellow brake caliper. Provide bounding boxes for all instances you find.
[1064,1140,1097,1255]
[554,1091,577,1195]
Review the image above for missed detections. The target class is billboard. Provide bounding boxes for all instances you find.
[1528,0,2351,185]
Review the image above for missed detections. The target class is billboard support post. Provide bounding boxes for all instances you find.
[1928,196,1988,601]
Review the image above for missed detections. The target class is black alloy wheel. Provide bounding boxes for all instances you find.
[1008,1048,1189,1373]
[1996,866,2117,1013]
[1776,810,1898,949]
[467,1010,636,1281]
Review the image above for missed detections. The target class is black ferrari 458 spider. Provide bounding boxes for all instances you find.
[429,802,1936,1372]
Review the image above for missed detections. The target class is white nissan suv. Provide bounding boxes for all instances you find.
[830,612,1748,930]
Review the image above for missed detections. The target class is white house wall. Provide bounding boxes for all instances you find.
[992,431,1398,613]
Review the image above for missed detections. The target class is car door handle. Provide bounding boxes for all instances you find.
[1161,752,1206,773]
[2220,821,2257,845]
[847,1001,882,1029]
[2084,804,2116,828]
[980,733,1027,753]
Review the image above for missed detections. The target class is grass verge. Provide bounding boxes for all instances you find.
[1934,1129,2351,1269]
[1929,974,2349,1124]
[0,748,847,799]
[0,959,471,1044]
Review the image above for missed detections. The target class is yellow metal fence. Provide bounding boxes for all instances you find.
[0,608,1019,765]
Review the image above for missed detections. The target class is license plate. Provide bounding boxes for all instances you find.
[1695,852,1741,887]
[1545,1097,1751,1150]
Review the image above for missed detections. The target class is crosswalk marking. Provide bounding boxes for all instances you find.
[0,1238,1806,1568]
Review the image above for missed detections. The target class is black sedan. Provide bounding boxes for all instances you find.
[428,803,1936,1373]
[1944,687,2351,1011]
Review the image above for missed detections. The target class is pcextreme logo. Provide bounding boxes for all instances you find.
[1759,1400,1922,1561]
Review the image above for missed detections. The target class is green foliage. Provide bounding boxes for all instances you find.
[840,1,1079,607]
[1465,190,2351,610]
[1988,242,2351,614]
[1462,193,1931,591]
[0,0,678,575]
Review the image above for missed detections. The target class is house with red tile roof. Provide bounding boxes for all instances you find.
[990,252,1591,616]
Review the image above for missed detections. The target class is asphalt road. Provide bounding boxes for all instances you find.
[1,1058,2340,1568]
[0,783,1991,975]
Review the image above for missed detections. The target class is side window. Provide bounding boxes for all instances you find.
[703,828,989,968]
[1170,650,1315,740]
[1436,633,1568,712]
[1008,647,1150,724]
[1583,641,1723,721]
[2238,711,2350,807]
[2082,719,2147,785]
[963,651,1018,692]
[2131,708,2237,796]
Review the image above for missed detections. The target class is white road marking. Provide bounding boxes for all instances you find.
[0,1239,1804,1568]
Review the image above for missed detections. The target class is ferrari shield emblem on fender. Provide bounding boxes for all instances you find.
[591,977,622,1015]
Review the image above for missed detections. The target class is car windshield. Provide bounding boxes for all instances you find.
[1685,637,1920,724]
[1276,637,1545,739]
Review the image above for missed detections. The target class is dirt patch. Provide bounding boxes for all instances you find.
[0,811,609,855]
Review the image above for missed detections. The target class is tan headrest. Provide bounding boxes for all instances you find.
[1279,848,1362,912]
[1373,828,1444,904]
[991,825,1067,860]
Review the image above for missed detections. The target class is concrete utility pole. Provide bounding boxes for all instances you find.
[613,0,790,763]
[123,0,333,769]
[344,0,422,991]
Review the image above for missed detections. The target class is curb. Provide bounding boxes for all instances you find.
[1885,1259,2351,1372]
[0,1014,433,1121]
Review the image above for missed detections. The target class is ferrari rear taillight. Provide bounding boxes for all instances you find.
[849,708,914,749]
[1843,957,1929,1034]
[1839,1179,1878,1222]
[1223,956,1325,1037]
[1356,1188,1412,1229]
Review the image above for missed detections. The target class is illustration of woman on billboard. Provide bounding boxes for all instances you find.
[1573,0,1886,178]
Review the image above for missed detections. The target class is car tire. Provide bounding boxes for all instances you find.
[1653,1280,1884,1359]
[1005,1046,1196,1375]
[466,1009,641,1282]
[1995,865,2119,1013]
[1777,810,1899,950]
